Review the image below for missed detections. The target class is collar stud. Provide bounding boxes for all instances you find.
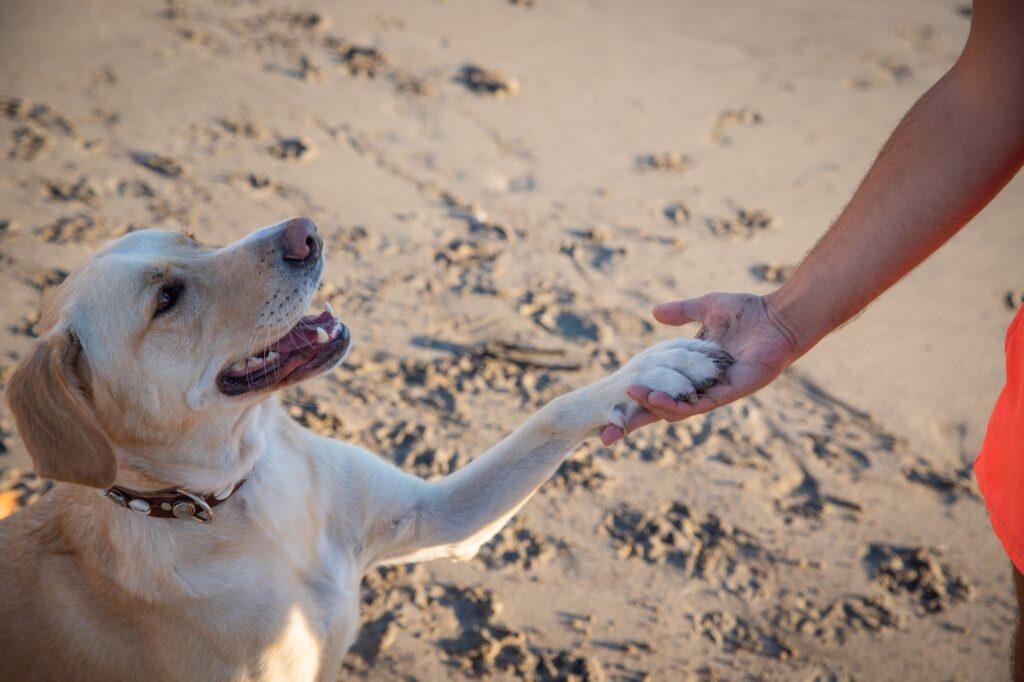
[172,500,196,518]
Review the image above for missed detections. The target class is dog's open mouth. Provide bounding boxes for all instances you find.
[216,307,350,396]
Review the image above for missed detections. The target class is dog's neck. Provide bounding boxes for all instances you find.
[109,399,276,495]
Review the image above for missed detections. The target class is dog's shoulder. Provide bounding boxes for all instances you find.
[279,428,430,565]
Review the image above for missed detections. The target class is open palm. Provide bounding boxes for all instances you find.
[600,293,801,445]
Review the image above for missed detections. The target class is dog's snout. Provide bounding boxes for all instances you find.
[280,217,322,264]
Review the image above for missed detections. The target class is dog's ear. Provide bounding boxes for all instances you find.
[6,327,116,488]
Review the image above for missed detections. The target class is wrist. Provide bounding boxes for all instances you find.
[763,285,818,358]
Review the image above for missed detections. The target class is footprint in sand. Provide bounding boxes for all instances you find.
[27,267,69,296]
[601,501,775,597]
[770,593,900,644]
[227,172,302,199]
[636,151,693,172]
[7,126,51,161]
[267,137,316,161]
[800,431,871,474]
[455,64,520,98]
[390,72,435,97]
[3,98,78,161]
[426,583,605,679]
[902,458,976,502]
[218,116,267,140]
[132,151,186,178]
[442,196,518,241]
[693,610,793,660]
[285,388,348,439]
[287,54,323,81]
[41,176,101,206]
[433,238,501,295]
[3,98,77,138]
[749,261,795,284]
[864,543,970,614]
[705,207,775,240]
[663,201,691,224]
[325,39,389,78]
[476,516,565,571]
[35,213,118,244]
[843,58,913,90]
[9,310,41,338]
[560,228,627,273]
[709,107,763,145]
[344,565,425,672]
[773,467,863,523]
[230,8,328,46]
[544,448,611,493]
[517,287,601,342]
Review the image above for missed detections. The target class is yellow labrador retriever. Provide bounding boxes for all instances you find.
[0,218,730,680]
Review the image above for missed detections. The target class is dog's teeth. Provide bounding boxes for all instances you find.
[231,360,246,372]
[265,351,279,362]
[325,301,335,317]
[316,327,329,344]
[247,356,261,368]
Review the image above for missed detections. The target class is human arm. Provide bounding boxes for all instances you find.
[602,0,1024,443]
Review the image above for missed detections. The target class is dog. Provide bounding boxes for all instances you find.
[0,217,730,680]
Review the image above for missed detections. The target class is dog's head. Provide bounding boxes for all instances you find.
[5,217,349,488]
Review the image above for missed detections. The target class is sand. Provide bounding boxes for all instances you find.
[1,0,1021,679]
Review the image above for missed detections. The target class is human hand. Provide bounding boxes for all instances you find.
[599,293,802,444]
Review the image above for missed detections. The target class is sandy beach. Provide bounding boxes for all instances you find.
[1,0,1022,678]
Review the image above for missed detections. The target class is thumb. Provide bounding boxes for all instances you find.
[653,297,707,326]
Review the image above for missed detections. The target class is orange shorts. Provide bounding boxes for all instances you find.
[975,305,1024,574]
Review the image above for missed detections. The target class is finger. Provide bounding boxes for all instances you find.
[628,385,684,421]
[626,384,654,402]
[643,383,735,419]
[653,297,708,326]
[644,391,696,419]
[600,424,624,445]
[627,388,690,422]
[621,409,661,433]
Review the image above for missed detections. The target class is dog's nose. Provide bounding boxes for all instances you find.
[280,217,322,264]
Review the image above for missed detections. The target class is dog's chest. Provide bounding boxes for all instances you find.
[185,540,363,680]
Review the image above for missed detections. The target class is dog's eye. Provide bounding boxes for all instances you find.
[154,284,183,317]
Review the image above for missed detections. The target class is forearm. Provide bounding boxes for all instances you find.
[421,393,590,540]
[767,8,1024,353]
[369,393,588,566]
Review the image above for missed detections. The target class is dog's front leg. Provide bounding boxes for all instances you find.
[367,338,730,566]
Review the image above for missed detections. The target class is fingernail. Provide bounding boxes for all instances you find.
[649,391,671,407]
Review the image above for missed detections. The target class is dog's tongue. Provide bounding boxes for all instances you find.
[221,311,338,379]
[274,311,334,356]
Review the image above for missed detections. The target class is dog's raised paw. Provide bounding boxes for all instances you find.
[603,338,732,429]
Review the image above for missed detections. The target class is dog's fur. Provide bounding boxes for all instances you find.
[0,220,727,680]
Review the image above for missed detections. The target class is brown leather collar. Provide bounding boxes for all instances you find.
[101,475,248,523]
